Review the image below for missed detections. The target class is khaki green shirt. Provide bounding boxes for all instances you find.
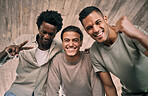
[90,26,148,95]
[1,34,62,96]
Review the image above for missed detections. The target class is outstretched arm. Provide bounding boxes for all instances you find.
[98,72,118,96]
[115,16,148,52]
[0,40,33,66]
[0,47,8,65]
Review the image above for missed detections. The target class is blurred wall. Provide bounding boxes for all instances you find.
[0,0,148,95]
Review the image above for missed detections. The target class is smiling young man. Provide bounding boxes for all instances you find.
[47,25,105,96]
[79,6,148,96]
[0,10,63,96]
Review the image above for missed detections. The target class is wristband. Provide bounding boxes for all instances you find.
[5,48,15,59]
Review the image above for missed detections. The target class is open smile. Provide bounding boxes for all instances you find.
[93,29,104,38]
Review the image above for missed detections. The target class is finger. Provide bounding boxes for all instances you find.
[17,40,29,48]
[115,23,121,33]
[115,17,122,32]
[15,46,20,54]
[15,54,19,58]
[9,47,17,56]
[20,47,34,50]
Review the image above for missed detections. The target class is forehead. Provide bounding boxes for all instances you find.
[82,11,103,26]
[63,31,80,39]
[40,21,57,32]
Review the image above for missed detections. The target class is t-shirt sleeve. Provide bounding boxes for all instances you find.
[90,45,108,73]
[90,69,105,96]
[46,59,61,96]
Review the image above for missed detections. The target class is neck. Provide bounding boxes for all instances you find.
[38,44,51,50]
[65,52,81,65]
[103,26,118,46]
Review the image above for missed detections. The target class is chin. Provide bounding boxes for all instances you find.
[43,41,52,45]
[96,36,107,43]
[96,39,104,43]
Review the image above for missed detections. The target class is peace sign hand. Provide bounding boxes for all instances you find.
[5,40,33,56]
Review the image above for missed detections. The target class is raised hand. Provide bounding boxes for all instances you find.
[5,40,33,56]
[115,16,148,51]
[115,16,141,39]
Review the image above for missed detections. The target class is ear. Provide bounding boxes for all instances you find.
[80,40,83,47]
[38,27,41,32]
[104,16,108,24]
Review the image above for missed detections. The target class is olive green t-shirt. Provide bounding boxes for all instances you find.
[90,26,148,95]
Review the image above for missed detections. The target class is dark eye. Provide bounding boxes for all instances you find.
[42,30,47,34]
[73,38,79,42]
[96,20,101,25]
[64,38,70,42]
[86,26,93,31]
[48,33,55,36]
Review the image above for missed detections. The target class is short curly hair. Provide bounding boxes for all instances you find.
[36,10,63,32]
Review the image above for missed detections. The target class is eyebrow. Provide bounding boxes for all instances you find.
[95,19,101,24]
[85,25,91,31]
[64,38,79,40]
[85,19,101,30]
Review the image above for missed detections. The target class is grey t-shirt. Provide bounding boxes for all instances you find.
[47,52,105,96]
[90,26,148,95]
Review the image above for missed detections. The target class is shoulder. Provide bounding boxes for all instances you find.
[81,52,91,64]
[53,39,62,48]
[51,52,64,68]
[81,52,93,70]
[90,41,100,53]
[51,39,63,54]
[83,52,90,58]
[52,52,64,61]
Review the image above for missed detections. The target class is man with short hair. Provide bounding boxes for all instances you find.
[79,6,148,96]
[0,10,63,96]
[47,25,105,96]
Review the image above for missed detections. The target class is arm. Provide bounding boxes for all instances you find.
[0,48,8,59]
[46,61,61,96]
[91,69,105,96]
[98,72,118,96]
[115,16,148,51]
[0,40,33,66]
[144,51,148,56]
[0,47,9,66]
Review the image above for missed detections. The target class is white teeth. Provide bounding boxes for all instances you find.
[97,32,103,36]
[68,48,75,51]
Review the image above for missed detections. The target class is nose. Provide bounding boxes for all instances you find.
[69,41,74,47]
[93,25,99,33]
[44,34,50,40]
